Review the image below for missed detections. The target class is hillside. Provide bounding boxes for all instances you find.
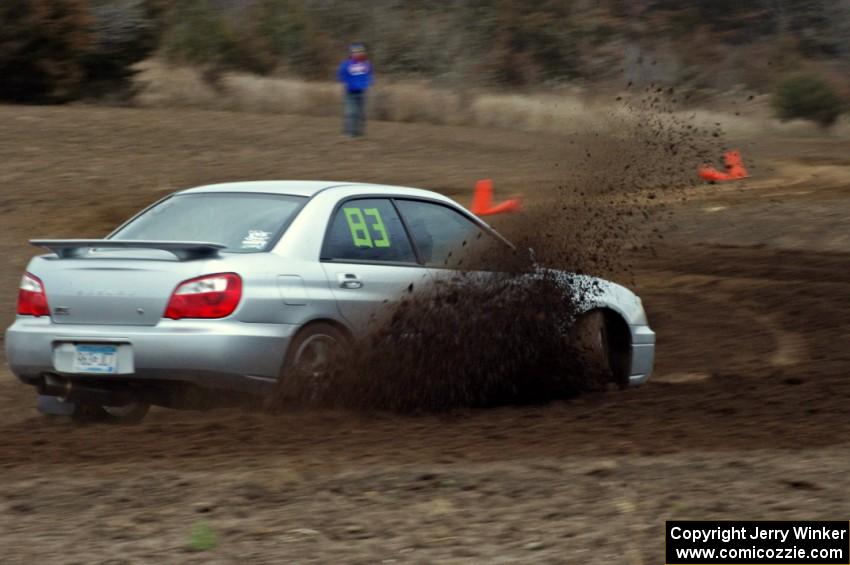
[3,0,850,106]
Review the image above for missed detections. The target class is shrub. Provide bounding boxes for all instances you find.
[84,0,158,98]
[159,0,334,78]
[771,74,845,128]
[244,0,334,78]
[0,0,92,102]
[0,0,156,103]
[158,0,240,68]
[480,1,581,85]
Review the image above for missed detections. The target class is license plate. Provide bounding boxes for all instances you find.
[72,344,118,374]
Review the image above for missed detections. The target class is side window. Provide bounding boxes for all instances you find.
[322,198,416,263]
[395,200,496,269]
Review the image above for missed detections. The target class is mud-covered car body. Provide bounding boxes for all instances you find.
[5,181,654,412]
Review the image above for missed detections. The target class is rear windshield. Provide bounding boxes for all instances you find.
[111,193,306,253]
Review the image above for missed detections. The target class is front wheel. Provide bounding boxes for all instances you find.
[570,310,613,391]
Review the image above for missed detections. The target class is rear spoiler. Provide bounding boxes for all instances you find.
[30,240,226,261]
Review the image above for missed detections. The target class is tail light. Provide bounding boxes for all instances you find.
[17,272,50,317]
[164,273,242,320]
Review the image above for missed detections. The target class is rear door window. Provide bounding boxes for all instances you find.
[322,198,416,263]
[111,193,306,253]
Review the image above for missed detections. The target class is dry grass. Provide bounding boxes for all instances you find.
[134,60,850,139]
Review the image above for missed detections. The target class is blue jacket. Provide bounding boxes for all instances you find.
[337,58,373,93]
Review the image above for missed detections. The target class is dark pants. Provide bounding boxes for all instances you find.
[344,91,366,136]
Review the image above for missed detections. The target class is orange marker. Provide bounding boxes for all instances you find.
[471,179,522,216]
[698,150,750,182]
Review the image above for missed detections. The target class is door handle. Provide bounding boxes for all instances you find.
[337,273,363,289]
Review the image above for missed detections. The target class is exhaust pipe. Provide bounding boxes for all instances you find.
[38,373,132,405]
[39,373,72,398]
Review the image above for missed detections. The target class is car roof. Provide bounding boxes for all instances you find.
[178,181,348,197]
[172,180,508,249]
[177,180,455,203]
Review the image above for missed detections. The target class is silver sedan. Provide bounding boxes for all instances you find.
[5,181,655,422]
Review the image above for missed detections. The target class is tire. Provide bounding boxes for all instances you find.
[70,401,149,424]
[272,323,349,406]
[100,403,150,424]
[38,396,149,425]
[570,310,613,390]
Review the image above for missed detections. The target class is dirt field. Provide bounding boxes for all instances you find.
[1,104,849,563]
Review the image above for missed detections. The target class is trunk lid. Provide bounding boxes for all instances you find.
[30,249,218,326]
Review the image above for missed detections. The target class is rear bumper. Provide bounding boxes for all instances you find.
[5,316,296,392]
[6,318,657,394]
[629,324,655,387]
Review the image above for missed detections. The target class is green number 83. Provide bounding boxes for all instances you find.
[343,207,391,248]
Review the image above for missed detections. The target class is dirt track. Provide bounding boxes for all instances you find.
[1,105,850,563]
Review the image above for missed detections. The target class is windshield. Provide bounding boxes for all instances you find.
[111,193,306,253]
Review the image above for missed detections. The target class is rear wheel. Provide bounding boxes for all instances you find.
[272,323,349,406]
[100,403,150,424]
[37,395,149,424]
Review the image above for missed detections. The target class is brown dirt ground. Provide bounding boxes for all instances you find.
[1,105,850,563]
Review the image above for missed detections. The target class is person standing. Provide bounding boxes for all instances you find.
[337,43,373,137]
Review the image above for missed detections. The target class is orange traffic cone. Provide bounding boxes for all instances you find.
[471,179,494,214]
[698,165,731,182]
[470,179,522,216]
[724,150,749,179]
[698,150,750,182]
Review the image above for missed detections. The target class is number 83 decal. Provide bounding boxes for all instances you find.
[343,207,391,248]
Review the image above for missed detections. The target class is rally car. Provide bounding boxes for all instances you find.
[5,181,655,422]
